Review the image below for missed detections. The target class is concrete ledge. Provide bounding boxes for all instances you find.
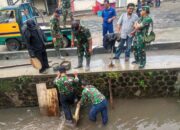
[0,41,180,60]
[149,41,180,50]
[0,51,180,78]
[73,7,123,17]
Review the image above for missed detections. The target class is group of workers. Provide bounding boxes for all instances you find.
[22,0,153,126]
[50,7,93,71]
[22,1,104,125]
[50,0,92,71]
[50,0,153,72]
[49,1,105,125]
[54,66,108,126]
[23,0,153,74]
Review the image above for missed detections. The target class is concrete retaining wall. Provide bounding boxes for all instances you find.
[0,69,180,108]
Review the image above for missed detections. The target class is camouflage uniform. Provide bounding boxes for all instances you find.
[54,75,79,120]
[134,14,153,68]
[81,85,105,105]
[61,0,73,26]
[80,85,108,125]
[73,26,92,68]
[50,16,63,57]
[54,75,79,95]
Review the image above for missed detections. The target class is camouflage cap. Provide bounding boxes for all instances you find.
[71,20,80,32]
[142,6,150,12]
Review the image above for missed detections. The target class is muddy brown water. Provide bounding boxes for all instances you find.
[0,98,180,130]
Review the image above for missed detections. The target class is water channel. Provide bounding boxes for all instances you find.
[0,98,180,130]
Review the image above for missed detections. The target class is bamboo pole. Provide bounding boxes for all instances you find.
[108,79,114,109]
[0,61,51,69]
[0,64,31,69]
[108,48,114,68]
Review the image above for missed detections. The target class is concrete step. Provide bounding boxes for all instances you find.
[0,49,180,78]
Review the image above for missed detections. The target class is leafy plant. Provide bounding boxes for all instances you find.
[138,80,147,90]
[17,76,31,84]
[106,72,121,79]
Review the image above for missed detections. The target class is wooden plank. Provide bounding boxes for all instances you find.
[36,83,48,116]
[73,101,81,126]
[46,88,60,116]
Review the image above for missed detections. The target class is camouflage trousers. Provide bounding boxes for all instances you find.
[77,44,91,66]
[54,37,64,57]
[133,35,146,66]
[54,37,64,48]
[62,8,73,26]
[77,44,91,58]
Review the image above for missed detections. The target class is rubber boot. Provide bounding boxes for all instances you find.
[55,46,65,60]
[74,56,83,69]
[58,53,65,60]
[132,49,139,64]
[85,57,90,71]
[139,51,146,69]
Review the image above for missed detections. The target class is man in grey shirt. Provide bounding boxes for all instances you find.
[113,3,138,61]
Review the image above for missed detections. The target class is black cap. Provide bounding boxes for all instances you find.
[58,66,66,73]
[55,8,62,16]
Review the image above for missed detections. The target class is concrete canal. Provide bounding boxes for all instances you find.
[0,50,180,130]
[0,98,180,130]
[0,68,180,130]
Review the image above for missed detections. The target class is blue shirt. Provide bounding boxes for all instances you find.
[102,7,116,25]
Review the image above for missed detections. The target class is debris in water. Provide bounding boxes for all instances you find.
[134,90,141,96]
[177,100,180,103]
[27,109,31,112]
[18,118,23,121]
[0,122,6,126]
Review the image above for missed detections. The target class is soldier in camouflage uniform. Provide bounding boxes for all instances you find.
[78,80,108,125]
[71,20,92,71]
[61,0,73,27]
[50,9,64,59]
[54,66,79,124]
[132,6,153,68]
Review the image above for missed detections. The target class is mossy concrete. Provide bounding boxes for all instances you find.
[0,69,180,108]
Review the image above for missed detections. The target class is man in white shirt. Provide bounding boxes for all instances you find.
[113,3,138,61]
